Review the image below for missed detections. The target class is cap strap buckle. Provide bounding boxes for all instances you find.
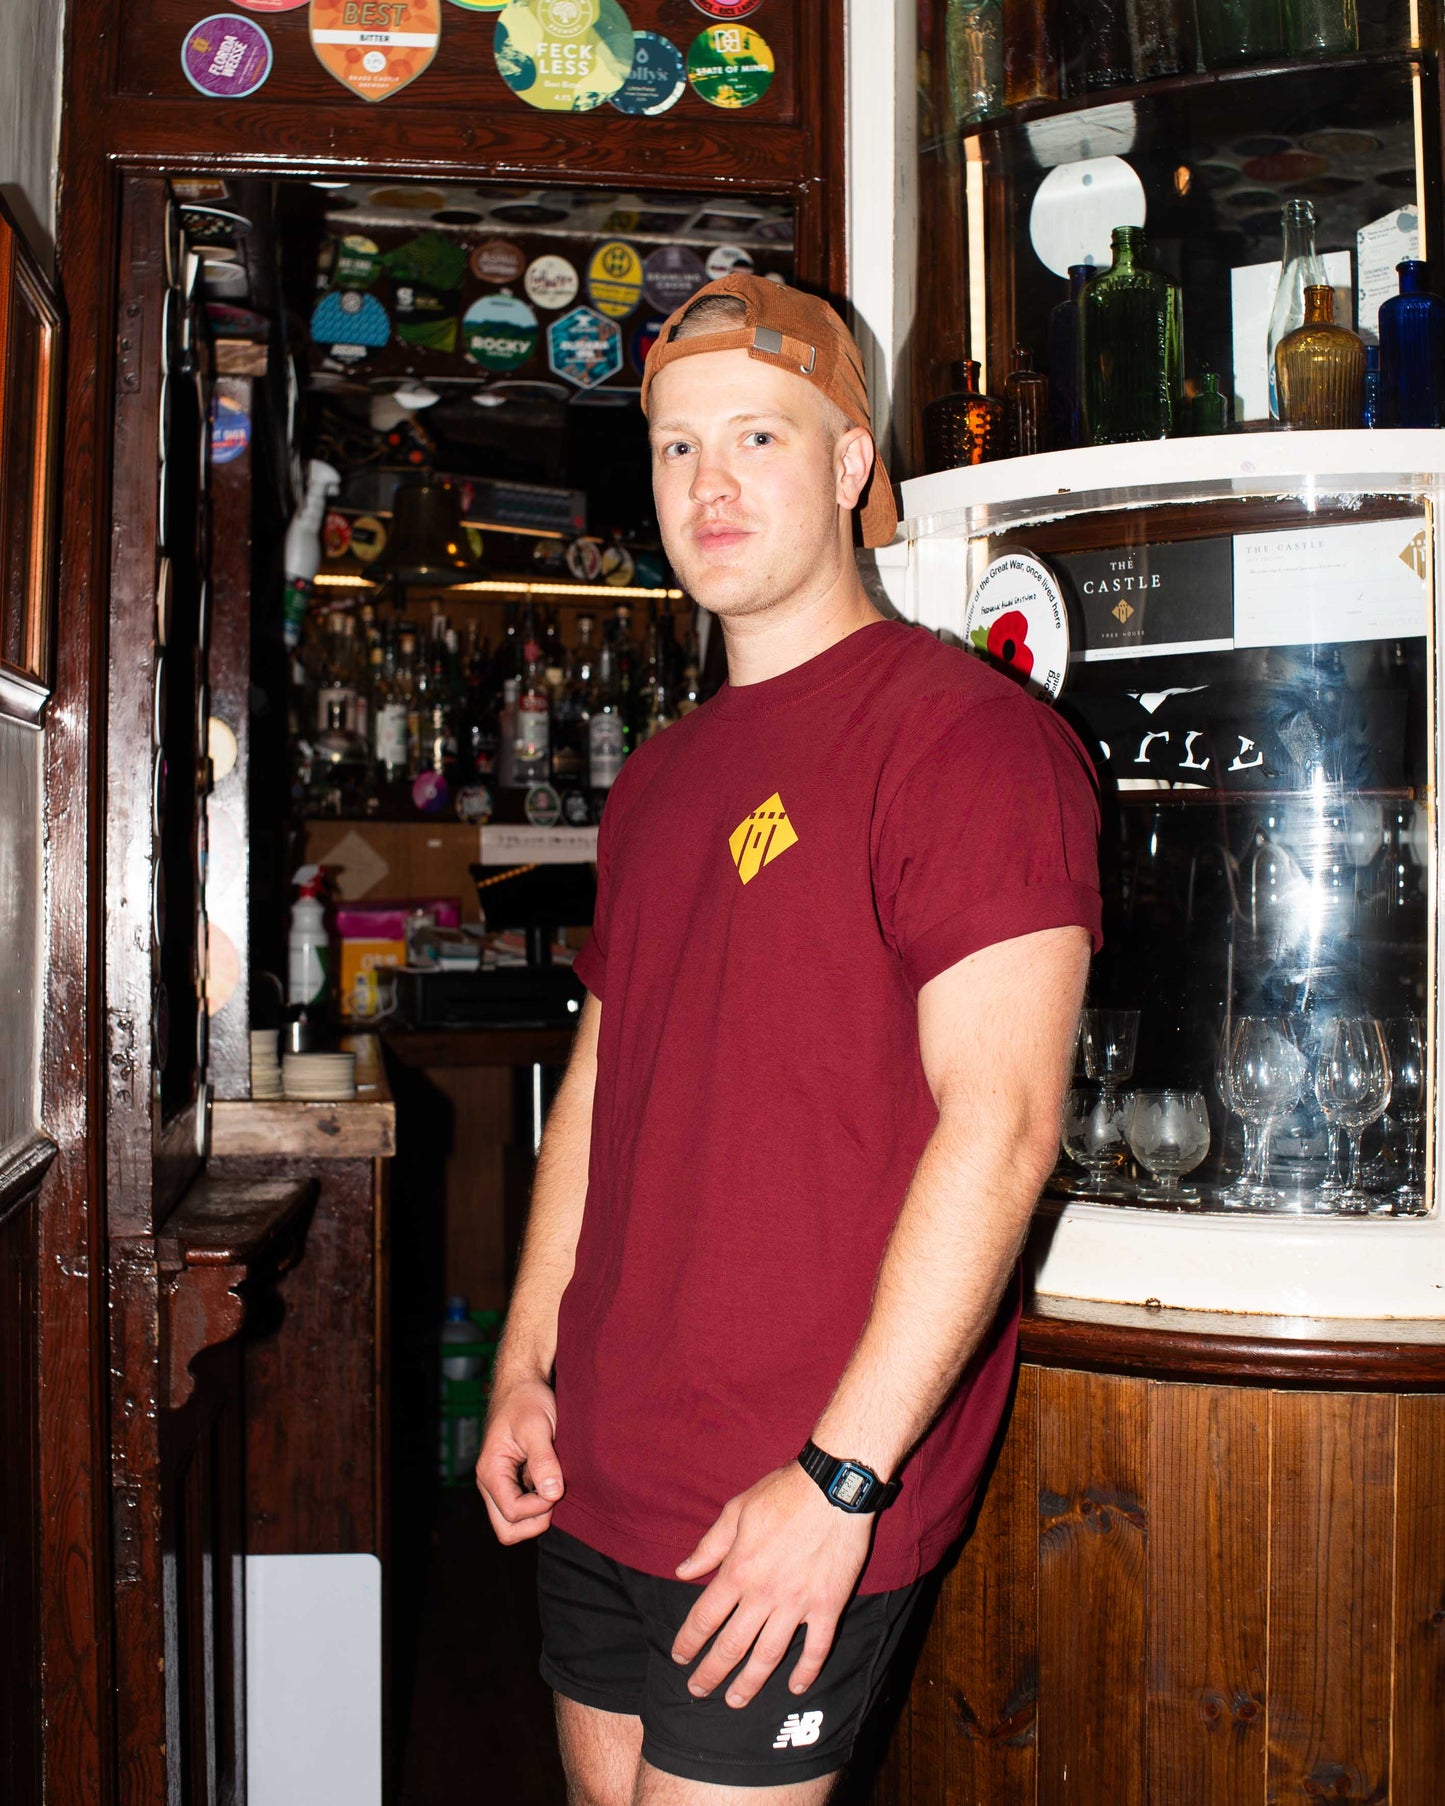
[753,325,816,374]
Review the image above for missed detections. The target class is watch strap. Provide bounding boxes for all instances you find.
[798,1439,901,1513]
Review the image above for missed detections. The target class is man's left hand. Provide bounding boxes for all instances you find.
[671,1462,873,1708]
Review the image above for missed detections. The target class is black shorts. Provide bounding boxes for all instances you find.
[536,1527,927,1789]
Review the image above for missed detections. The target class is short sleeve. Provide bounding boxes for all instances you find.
[873,695,1103,994]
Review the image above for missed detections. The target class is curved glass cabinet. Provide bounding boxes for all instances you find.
[900,429,1445,1317]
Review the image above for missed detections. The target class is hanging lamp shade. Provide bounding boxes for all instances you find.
[378,479,478,584]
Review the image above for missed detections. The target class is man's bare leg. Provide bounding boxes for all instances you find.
[555,1696,645,1806]
[633,1758,839,1804]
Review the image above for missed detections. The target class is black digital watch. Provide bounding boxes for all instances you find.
[797,1439,901,1514]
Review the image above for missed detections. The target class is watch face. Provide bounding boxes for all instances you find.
[829,1464,873,1510]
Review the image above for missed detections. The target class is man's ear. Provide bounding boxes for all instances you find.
[836,426,876,512]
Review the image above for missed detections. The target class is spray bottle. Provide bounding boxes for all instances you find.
[286,864,329,1016]
[283,459,341,650]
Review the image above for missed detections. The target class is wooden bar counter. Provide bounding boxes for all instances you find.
[871,1283,1445,1805]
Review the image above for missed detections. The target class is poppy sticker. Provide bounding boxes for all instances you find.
[963,552,1070,699]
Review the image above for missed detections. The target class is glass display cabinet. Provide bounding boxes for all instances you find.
[900,431,1445,1317]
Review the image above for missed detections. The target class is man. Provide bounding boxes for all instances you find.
[478,273,1101,1804]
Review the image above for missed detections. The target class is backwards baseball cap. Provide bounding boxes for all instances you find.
[639,272,898,549]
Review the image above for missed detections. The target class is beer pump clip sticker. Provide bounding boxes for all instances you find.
[182,15,275,97]
[493,0,635,113]
[686,23,774,109]
[310,0,441,102]
[963,553,1070,701]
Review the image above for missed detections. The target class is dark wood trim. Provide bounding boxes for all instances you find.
[0,1134,58,1228]
[0,668,48,726]
[1021,1295,1445,1389]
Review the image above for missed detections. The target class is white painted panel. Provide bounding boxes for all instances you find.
[0,716,43,1155]
[246,1554,382,1806]
[0,0,65,262]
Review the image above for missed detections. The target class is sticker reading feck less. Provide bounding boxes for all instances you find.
[310,0,441,102]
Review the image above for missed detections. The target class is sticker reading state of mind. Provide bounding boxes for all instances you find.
[310,0,441,102]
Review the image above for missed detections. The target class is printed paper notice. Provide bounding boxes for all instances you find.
[480,824,598,864]
[1233,518,1429,649]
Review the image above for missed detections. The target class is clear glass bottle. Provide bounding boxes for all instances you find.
[1191,371,1231,435]
[1004,344,1050,456]
[514,636,551,784]
[1080,225,1184,445]
[1267,199,1329,420]
[1126,0,1191,79]
[551,614,595,787]
[1275,284,1366,430]
[922,360,1004,472]
[945,0,1005,125]
[1378,260,1445,429]
[1047,264,1091,450]
[372,633,410,785]
[1061,0,1132,92]
[587,641,626,817]
[1282,0,1357,56]
[397,629,422,779]
[1003,0,1058,105]
[1195,0,1283,67]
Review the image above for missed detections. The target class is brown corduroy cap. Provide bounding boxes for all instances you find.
[639,273,898,549]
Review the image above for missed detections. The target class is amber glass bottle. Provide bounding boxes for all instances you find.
[922,361,1005,472]
[1275,285,1366,429]
[1004,345,1050,455]
[1003,0,1059,104]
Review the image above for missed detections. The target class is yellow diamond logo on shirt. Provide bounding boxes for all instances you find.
[728,792,798,886]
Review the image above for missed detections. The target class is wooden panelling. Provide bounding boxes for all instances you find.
[1392,1394,1445,1804]
[909,1364,1038,1806]
[1036,1368,1147,1806]
[430,1065,514,1311]
[1146,1384,1268,1804]
[1267,1391,1395,1804]
[0,1193,41,1806]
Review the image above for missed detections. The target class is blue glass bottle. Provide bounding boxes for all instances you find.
[1361,344,1381,428]
[1047,264,1090,449]
[1378,260,1445,428]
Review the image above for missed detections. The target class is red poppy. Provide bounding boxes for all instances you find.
[986,609,1034,680]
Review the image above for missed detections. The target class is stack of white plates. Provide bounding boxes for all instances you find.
[282,1051,357,1101]
[250,1030,282,1099]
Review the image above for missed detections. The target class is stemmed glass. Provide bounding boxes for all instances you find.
[1081,1008,1140,1124]
[1314,1016,1391,1213]
[1385,1014,1426,1214]
[1061,1085,1133,1198]
[1225,1015,1307,1207]
[1125,1090,1211,1203]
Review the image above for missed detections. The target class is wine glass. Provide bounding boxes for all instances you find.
[1226,1016,1307,1207]
[1313,1016,1391,1214]
[1385,1014,1426,1214]
[1060,1085,1132,1198]
[1125,1091,1210,1203]
[1081,1008,1140,1132]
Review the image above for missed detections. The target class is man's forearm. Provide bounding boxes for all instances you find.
[810,1097,1059,1478]
[491,1000,599,1394]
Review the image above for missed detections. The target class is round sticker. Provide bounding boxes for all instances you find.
[963,553,1070,700]
[548,308,623,388]
[609,30,686,115]
[310,288,391,351]
[493,0,635,114]
[525,253,580,311]
[181,15,273,98]
[586,241,644,319]
[601,541,635,586]
[566,537,603,581]
[333,234,381,288]
[231,0,306,9]
[449,0,507,8]
[463,292,540,370]
[471,237,526,284]
[525,782,562,827]
[689,0,761,15]
[705,242,754,281]
[350,515,388,563]
[642,244,706,312]
[687,25,773,109]
[630,315,663,375]
[322,510,351,559]
[210,393,251,464]
[206,302,269,337]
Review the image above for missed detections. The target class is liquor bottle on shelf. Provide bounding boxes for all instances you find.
[551,615,595,789]
[1378,260,1445,428]
[922,360,1004,472]
[1267,199,1329,420]
[1047,265,1090,450]
[1125,0,1191,79]
[1060,0,1131,93]
[372,632,410,786]
[398,629,422,778]
[1191,372,1231,435]
[514,636,552,787]
[1194,0,1282,67]
[462,649,499,787]
[945,0,1005,125]
[1362,344,1383,428]
[1275,285,1366,430]
[587,639,627,820]
[1004,345,1049,456]
[1002,0,1058,106]
[1080,225,1183,444]
[1282,0,1357,57]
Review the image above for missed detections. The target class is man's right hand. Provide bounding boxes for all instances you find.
[476,1376,565,1544]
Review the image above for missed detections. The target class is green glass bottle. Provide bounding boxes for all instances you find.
[1191,371,1231,435]
[1080,226,1184,445]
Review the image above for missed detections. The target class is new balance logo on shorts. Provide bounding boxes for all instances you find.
[773,1709,824,1750]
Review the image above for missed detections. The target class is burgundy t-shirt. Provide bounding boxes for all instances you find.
[552,619,1101,1592]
